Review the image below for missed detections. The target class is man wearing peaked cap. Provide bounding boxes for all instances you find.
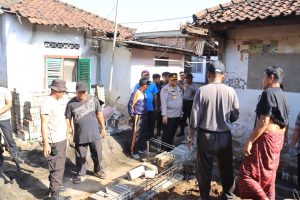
[41,79,70,200]
[160,73,183,151]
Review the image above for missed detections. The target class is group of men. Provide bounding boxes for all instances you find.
[40,80,107,200]
[128,69,198,158]
[0,59,299,200]
[128,60,296,200]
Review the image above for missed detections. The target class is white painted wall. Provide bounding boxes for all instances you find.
[99,40,132,110]
[3,13,100,92]
[130,48,184,89]
[224,24,300,145]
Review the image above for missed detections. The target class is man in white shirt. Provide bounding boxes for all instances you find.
[41,79,70,200]
[0,86,24,166]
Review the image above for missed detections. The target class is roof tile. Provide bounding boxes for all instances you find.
[194,0,300,26]
[5,0,133,40]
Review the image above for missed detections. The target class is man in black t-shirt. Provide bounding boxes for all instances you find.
[65,82,107,184]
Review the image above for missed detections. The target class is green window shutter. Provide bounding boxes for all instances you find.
[78,58,91,94]
[46,58,63,87]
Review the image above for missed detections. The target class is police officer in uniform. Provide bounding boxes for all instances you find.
[160,73,183,151]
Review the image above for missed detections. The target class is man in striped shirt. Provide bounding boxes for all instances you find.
[128,78,151,160]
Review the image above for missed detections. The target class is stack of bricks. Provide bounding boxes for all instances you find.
[13,90,47,141]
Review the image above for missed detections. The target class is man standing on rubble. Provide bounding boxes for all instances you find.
[0,85,24,166]
[41,79,70,200]
[160,73,183,151]
[65,82,107,184]
[188,61,239,200]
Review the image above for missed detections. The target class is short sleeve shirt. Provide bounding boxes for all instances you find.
[65,95,102,144]
[0,87,12,121]
[134,82,158,111]
[255,87,289,128]
[40,96,67,143]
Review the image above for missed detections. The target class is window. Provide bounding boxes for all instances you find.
[155,56,169,67]
[45,58,91,93]
[191,56,203,73]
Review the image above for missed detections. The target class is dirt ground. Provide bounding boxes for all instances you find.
[1,128,298,200]
[0,129,144,200]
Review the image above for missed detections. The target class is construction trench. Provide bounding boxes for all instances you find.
[0,126,299,200]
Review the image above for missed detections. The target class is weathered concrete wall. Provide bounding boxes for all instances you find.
[3,13,99,92]
[130,48,184,88]
[99,40,132,110]
[224,24,300,163]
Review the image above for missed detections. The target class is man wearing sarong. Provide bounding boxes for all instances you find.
[235,66,289,200]
[188,60,240,200]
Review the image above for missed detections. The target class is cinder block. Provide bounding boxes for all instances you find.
[23,119,34,128]
[17,130,29,140]
[145,170,156,178]
[155,152,175,168]
[127,165,145,180]
[30,107,40,114]
[142,162,158,174]
[170,144,191,162]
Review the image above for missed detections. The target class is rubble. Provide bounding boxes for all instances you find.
[127,165,145,181]
[155,151,175,168]
[89,184,133,200]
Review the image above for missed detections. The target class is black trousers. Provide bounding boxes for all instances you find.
[196,129,235,200]
[47,140,67,194]
[180,100,193,133]
[0,119,19,156]
[162,117,180,151]
[154,111,162,135]
[131,114,147,155]
[147,111,155,139]
[75,140,103,176]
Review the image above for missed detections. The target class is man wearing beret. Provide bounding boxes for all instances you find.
[160,73,183,151]
[65,82,107,184]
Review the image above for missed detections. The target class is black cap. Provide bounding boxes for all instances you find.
[207,60,226,74]
[169,73,178,81]
[186,73,193,79]
[264,66,284,83]
[162,72,170,77]
[76,82,88,92]
[139,78,151,86]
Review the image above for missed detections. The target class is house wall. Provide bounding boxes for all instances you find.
[3,13,100,92]
[224,24,300,154]
[99,40,132,110]
[130,48,184,89]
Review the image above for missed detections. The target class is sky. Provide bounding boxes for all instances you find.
[63,0,229,32]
